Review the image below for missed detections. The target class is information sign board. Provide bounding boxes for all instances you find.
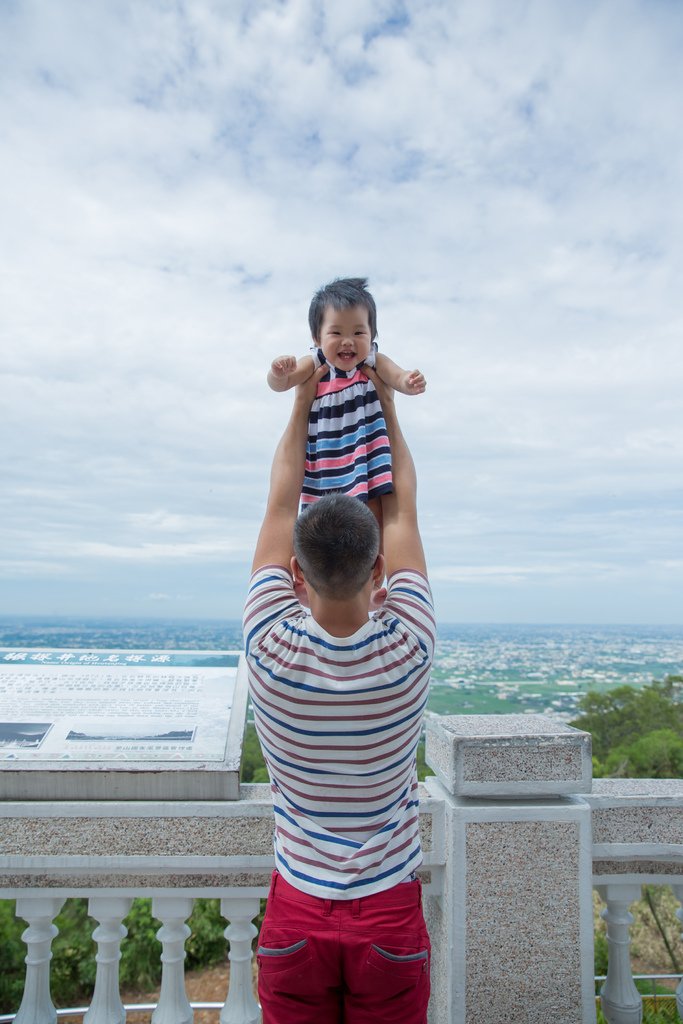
[0,648,248,800]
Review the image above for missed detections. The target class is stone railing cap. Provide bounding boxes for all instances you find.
[432,713,583,738]
[588,778,683,805]
[425,713,592,799]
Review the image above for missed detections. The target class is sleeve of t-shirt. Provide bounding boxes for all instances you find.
[242,565,301,657]
[381,569,436,660]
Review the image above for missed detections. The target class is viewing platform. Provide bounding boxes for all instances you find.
[1,711,682,1024]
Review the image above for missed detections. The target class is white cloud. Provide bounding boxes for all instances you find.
[64,539,248,562]
[430,561,620,586]
[1,0,682,620]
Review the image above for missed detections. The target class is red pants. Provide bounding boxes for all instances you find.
[257,871,431,1024]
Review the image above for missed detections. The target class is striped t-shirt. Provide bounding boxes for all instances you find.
[243,565,435,898]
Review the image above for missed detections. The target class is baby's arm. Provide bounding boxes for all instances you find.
[374,352,426,395]
[268,354,316,393]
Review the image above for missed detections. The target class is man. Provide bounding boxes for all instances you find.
[243,365,435,1024]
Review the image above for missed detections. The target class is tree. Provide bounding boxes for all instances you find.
[240,723,268,782]
[602,729,683,780]
[570,676,682,765]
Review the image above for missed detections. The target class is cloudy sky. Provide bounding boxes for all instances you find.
[1,0,682,625]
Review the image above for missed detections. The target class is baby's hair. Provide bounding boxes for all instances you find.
[308,277,378,342]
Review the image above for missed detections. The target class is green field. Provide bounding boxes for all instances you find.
[427,680,600,718]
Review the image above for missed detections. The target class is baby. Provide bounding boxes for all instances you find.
[268,277,425,512]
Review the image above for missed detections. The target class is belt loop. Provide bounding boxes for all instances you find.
[417,878,422,907]
[351,899,360,919]
[323,899,333,917]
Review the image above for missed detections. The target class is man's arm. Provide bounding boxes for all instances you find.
[364,367,427,579]
[252,367,324,572]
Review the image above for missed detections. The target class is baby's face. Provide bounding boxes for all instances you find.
[317,304,372,370]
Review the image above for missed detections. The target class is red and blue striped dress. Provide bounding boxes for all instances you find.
[243,565,436,898]
[301,346,393,506]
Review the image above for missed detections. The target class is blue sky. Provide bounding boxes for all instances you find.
[1,0,682,624]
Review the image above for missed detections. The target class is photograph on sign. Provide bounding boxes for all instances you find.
[0,722,53,748]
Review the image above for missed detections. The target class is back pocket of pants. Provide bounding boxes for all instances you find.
[368,943,429,979]
[257,935,311,975]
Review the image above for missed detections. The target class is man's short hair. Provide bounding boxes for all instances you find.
[308,277,378,342]
[294,494,380,599]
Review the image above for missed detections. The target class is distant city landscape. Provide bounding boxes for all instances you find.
[1,617,682,722]
[430,624,683,719]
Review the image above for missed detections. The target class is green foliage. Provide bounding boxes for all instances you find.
[593,930,609,975]
[185,899,230,970]
[571,675,683,776]
[0,899,27,1013]
[417,737,434,781]
[240,723,267,782]
[0,899,97,1012]
[602,729,683,780]
[51,900,97,1003]
[596,1002,678,1023]
[119,900,162,992]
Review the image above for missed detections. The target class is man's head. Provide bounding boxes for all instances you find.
[308,277,378,343]
[293,494,381,600]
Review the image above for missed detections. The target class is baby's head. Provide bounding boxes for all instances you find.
[308,277,377,344]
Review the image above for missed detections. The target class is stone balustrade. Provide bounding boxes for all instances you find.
[1,715,682,1024]
[588,778,683,1024]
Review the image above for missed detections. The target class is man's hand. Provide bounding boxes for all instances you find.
[297,360,328,401]
[363,364,394,404]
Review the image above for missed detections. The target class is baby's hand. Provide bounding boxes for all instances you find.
[271,355,298,379]
[400,369,426,395]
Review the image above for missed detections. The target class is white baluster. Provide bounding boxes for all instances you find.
[673,883,683,1019]
[151,896,194,1024]
[13,896,66,1024]
[219,897,260,1024]
[596,884,643,1024]
[84,895,133,1024]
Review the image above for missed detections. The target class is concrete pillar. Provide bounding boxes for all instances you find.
[424,714,596,1024]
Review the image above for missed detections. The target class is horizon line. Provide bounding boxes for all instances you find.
[1,614,683,630]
